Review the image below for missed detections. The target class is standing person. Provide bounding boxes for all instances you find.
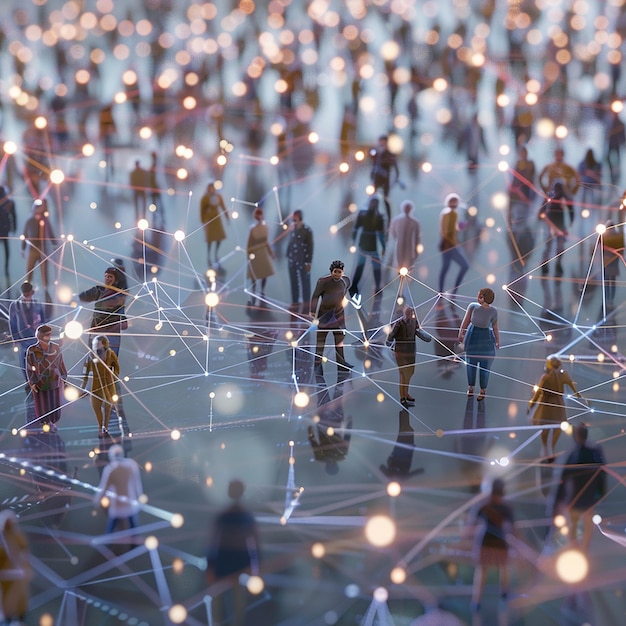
[21,199,57,301]
[386,306,431,407]
[148,151,164,227]
[98,101,116,176]
[246,208,274,305]
[81,335,120,437]
[94,444,144,534]
[206,480,261,626]
[26,324,67,432]
[438,192,469,295]
[9,282,46,381]
[369,135,399,226]
[508,146,536,230]
[469,478,515,619]
[605,110,625,185]
[577,148,602,212]
[129,160,148,222]
[552,423,606,553]
[310,260,352,375]
[389,200,420,273]
[286,209,314,311]
[539,181,574,276]
[538,147,580,224]
[0,510,32,625]
[349,197,386,297]
[458,287,500,401]
[79,266,127,355]
[528,355,585,460]
[601,220,624,305]
[0,185,16,284]
[200,181,229,269]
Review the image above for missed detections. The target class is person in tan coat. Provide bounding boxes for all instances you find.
[0,510,32,624]
[528,355,585,460]
[246,207,274,305]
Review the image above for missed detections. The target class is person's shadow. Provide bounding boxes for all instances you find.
[379,409,424,480]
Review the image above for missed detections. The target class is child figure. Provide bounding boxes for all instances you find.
[81,335,120,437]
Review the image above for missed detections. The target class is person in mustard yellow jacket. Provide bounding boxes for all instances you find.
[81,335,120,437]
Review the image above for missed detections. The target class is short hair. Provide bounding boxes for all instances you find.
[401,200,414,214]
[491,478,505,497]
[20,282,34,295]
[329,259,344,272]
[444,193,460,206]
[36,324,53,337]
[93,335,110,349]
[293,209,303,220]
[574,423,589,443]
[479,287,495,304]
[228,479,245,500]
[547,355,562,370]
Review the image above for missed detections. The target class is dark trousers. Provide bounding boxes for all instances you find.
[314,329,347,372]
[288,263,311,304]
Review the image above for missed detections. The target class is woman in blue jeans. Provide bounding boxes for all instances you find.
[458,287,500,400]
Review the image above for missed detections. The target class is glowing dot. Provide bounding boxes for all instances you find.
[376,393,385,403]
[308,131,319,144]
[555,125,568,139]
[390,567,406,584]
[436,429,444,438]
[339,162,349,173]
[170,429,181,441]
[373,587,389,603]
[386,482,401,497]
[145,536,159,550]
[170,513,184,528]
[311,542,325,558]
[64,385,80,402]
[365,515,396,547]
[498,160,509,172]
[137,218,149,230]
[168,605,187,624]
[555,549,588,583]
[216,154,227,166]
[592,514,602,525]
[205,292,219,307]
[82,143,95,157]
[596,223,607,235]
[499,457,510,466]
[50,169,65,184]
[176,168,188,180]
[421,161,432,173]
[399,267,408,276]
[294,391,309,408]
[174,229,185,241]
[64,320,83,339]
[34,116,47,129]
[3,141,17,155]
[349,245,356,254]
[246,575,264,594]
[561,421,572,434]
[139,126,152,139]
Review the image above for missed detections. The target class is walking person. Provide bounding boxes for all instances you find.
[438,193,469,295]
[386,306,431,407]
[246,208,274,305]
[129,160,148,222]
[539,182,574,277]
[468,478,515,621]
[26,324,67,432]
[79,266,128,356]
[206,480,261,626]
[349,197,386,298]
[552,423,606,553]
[527,355,586,461]
[311,260,352,376]
[601,219,624,306]
[81,335,120,438]
[458,287,500,401]
[286,209,313,311]
[0,185,16,285]
[9,282,46,381]
[369,134,399,226]
[95,444,144,535]
[21,199,57,302]
[508,146,536,230]
[389,200,420,273]
[200,181,229,269]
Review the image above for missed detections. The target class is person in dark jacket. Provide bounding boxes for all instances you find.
[369,135,399,225]
[349,197,386,297]
[553,423,606,553]
[0,185,16,283]
[539,181,574,277]
[206,480,261,626]
[286,209,314,310]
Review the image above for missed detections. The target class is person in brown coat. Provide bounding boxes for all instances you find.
[0,510,32,624]
[528,355,585,460]
[246,208,274,305]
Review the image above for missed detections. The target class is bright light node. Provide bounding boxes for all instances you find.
[205,292,219,307]
[139,126,152,139]
[498,160,508,172]
[311,542,325,558]
[592,514,602,525]
[174,229,185,241]
[399,266,408,276]
[294,391,310,408]
[170,513,184,528]
[137,218,149,230]
[499,456,510,466]
[390,567,407,584]
[554,514,567,528]
[555,549,588,583]
[376,393,385,403]
[3,141,17,155]
[270,155,279,165]
[365,515,396,547]
[339,162,349,173]
[555,125,568,139]
[349,245,356,254]
[373,587,389,603]
[365,184,375,195]
[329,225,338,235]
[561,421,572,434]
[34,116,47,129]
[246,575,264,594]
[596,223,606,235]
[421,161,433,173]
[176,168,188,180]
[581,209,590,219]
[433,77,448,91]
[114,91,127,104]
[171,429,181,441]
[168,605,187,624]
[64,320,83,339]
[144,536,159,550]
[611,100,624,113]
[308,131,319,144]
[64,385,80,402]
[216,154,227,166]
[386,482,401,497]
[50,169,65,184]
[355,150,365,161]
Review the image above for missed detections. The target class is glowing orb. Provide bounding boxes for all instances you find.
[174,229,185,241]
[365,515,396,547]
[64,320,83,339]
[294,391,309,408]
[390,567,407,584]
[205,292,219,308]
[168,605,187,624]
[555,549,588,583]
[386,482,401,497]
[246,575,264,594]
[137,218,149,230]
[170,513,184,528]
[50,169,65,184]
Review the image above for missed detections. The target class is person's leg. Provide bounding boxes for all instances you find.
[333,330,349,370]
[439,250,452,293]
[471,564,486,608]
[452,248,469,293]
[350,253,366,295]
[26,248,39,283]
[105,515,118,534]
[214,240,222,265]
[580,509,595,552]
[301,266,311,305]
[91,395,103,431]
[371,252,382,292]
[260,277,267,296]
[314,329,328,372]
[103,399,112,431]
[288,263,299,303]
[478,355,494,390]
[550,427,561,455]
